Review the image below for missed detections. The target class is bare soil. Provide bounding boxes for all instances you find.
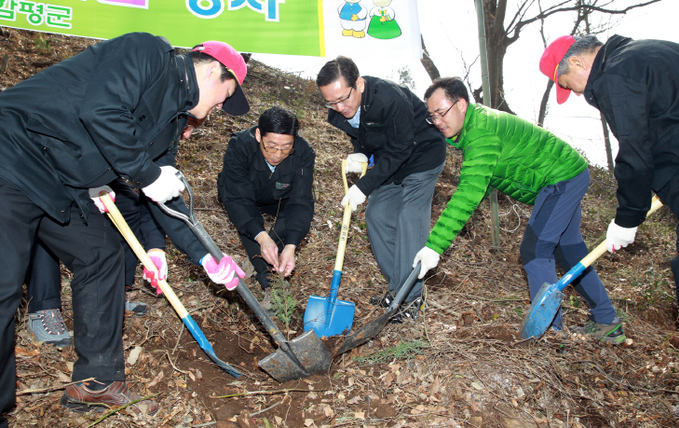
[3,28,679,428]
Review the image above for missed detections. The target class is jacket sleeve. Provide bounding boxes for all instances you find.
[217,134,266,240]
[139,196,166,251]
[282,139,316,247]
[426,130,502,254]
[145,149,207,264]
[78,33,171,188]
[597,75,655,227]
[355,89,416,196]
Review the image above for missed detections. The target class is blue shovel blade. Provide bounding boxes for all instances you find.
[520,282,565,339]
[304,295,355,338]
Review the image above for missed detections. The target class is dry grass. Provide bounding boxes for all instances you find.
[3,27,679,428]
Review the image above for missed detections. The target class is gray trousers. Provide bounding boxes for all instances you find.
[365,162,445,302]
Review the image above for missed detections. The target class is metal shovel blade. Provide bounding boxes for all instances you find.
[158,172,332,382]
[336,311,393,355]
[303,294,355,338]
[335,263,421,356]
[259,329,332,382]
[519,282,564,339]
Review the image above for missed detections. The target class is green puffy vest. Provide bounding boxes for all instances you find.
[426,103,588,254]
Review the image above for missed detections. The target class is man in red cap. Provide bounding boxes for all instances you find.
[0,32,249,426]
[539,34,679,309]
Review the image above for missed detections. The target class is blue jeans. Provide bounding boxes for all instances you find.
[520,169,617,328]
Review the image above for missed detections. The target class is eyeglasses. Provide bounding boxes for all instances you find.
[261,140,294,155]
[324,87,353,109]
[426,100,459,125]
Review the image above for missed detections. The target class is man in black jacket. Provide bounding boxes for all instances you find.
[540,34,679,308]
[218,107,315,295]
[316,56,446,322]
[0,32,250,425]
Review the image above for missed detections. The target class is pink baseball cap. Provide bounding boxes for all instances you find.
[192,41,250,115]
[539,35,576,104]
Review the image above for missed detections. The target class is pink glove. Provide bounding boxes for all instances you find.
[143,249,168,295]
[200,254,245,290]
[88,186,116,214]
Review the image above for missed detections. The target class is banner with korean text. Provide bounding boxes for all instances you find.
[0,0,421,58]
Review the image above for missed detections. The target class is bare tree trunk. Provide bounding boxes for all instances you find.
[537,79,553,127]
[420,35,440,82]
[600,112,615,172]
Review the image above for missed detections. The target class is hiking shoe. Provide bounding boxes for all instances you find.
[60,381,158,415]
[27,309,72,348]
[125,300,148,317]
[571,316,626,344]
[369,290,396,308]
[389,297,424,324]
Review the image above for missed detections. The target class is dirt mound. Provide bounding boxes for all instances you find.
[3,27,679,428]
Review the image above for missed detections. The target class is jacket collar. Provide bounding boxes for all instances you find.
[585,34,631,107]
[175,55,200,112]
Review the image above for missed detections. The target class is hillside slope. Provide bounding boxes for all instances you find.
[2,28,679,428]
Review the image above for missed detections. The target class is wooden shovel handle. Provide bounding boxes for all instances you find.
[580,195,663,268]
[335,160,368,273]
[99,192,188,319]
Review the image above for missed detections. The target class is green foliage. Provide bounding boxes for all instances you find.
[269,276,298,329]
[354,339,427,365]
[33,34,51,53]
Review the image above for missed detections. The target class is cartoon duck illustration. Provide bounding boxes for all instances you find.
[368,0,401,39]
[338,0,368,38]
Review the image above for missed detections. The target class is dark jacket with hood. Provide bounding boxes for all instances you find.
[217,126,315,247]
[584,34,679,227]
[0,32,208,262]
[327,76,446,196]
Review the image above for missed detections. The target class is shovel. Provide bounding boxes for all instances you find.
[98,193,242,378]
[335,262,422,356]
[303,159,367,337]
[157,172,332,382]
[520,195,663,340]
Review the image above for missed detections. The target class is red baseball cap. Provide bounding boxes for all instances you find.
[192,41,250,115]
[539,35,575,104]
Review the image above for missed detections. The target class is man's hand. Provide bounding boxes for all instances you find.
[200,253,245,290]
[88,186,116,213]
[606,220,638,253]
[413,246,440,279]
[278,244,297,277]
[142,166,185,203]
[142,249,167,295]
[257,233,280,271]
[346,153,368,173]
[341,185,366,212]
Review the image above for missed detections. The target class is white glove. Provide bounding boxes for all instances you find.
[142,166,185,203]
[413,246,440,279]
[606,220,638,253]
[88,186,116,213]
[341,185,366,212]
[346,153,368,173]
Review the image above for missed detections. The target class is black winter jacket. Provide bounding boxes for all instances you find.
[217,127,315,247]
[584,35,679,227]
[0,32,209,263]
[327,76,446,196]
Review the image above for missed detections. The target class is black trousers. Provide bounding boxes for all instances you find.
[239,214,287,290]
[655,175,679,304]
[24,180,145,312]
[0,178,125,423]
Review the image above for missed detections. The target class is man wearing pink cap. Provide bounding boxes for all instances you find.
[540,34,679,310]
[0,32,249,426]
